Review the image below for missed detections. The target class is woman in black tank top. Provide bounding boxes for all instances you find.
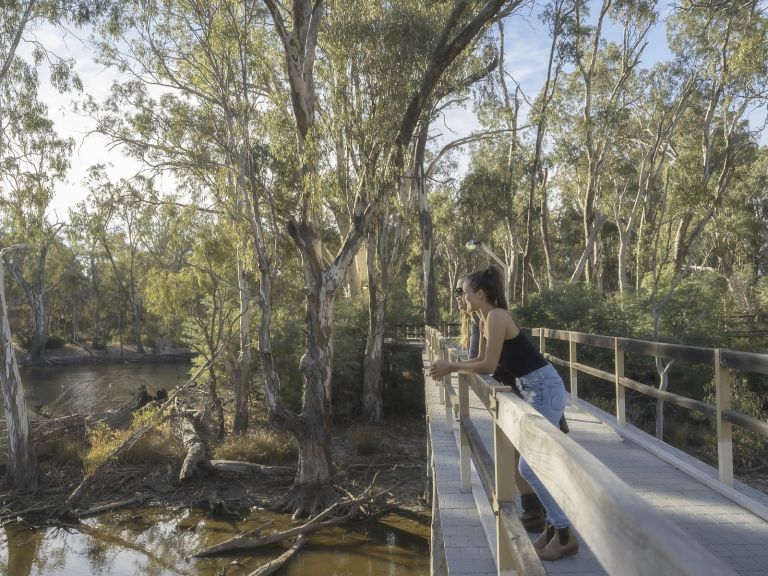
[429,266,578,561]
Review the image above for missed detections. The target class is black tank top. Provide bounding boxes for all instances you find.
[492,332,547,384]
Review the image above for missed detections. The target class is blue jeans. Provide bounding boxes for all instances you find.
[516,363,570,529]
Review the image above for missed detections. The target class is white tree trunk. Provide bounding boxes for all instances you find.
[0,252,37,490]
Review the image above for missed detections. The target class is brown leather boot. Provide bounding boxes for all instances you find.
[537,526,578,561]
[532,524,554,549]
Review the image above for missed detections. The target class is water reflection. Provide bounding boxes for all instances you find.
[20,363,191,413]
[0,509,428,576]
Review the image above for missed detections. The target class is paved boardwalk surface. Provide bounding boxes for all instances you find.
[425,366,768,576]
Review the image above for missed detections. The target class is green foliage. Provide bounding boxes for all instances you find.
[704,375,768,471]
[331,299,369,419]
[516,282,604,332]
[381,342,426,419]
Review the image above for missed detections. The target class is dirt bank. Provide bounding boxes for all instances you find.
[15,342,195,367]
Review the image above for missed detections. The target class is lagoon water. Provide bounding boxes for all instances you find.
[8,362,429,575]
[0,508,429,575]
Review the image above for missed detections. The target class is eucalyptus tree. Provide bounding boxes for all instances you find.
[0,245,37,491]
[149,216,240,440]
[611,62,696,296]
[557,0,656,289]
[0,0,105,89]
[87,0,282,435]
[666,0,768,275]
[72,169,157,353]
[262,0,523,493]
[320,2,504,421]
[0,71,72,363]
[519,0,578,294]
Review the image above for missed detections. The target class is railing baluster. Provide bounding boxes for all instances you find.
[439,340,447,405]
[715,348,734,486]
[615,337,626,426]
[458,372,471,492]
[569,331,578,399]
[493,393,517,575]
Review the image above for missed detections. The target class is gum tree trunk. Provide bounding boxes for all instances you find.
[0,250,37,491]
[7,248,49,364]
[363,216,387,423]
[232,244,251,434]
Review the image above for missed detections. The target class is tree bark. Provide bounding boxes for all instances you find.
[363,216,387,423]
[233,243,251,435]
[7,248,49,364]
[0,250,38,491]
[414,127,438,325]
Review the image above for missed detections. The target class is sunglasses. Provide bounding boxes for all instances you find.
[453,287,464,298]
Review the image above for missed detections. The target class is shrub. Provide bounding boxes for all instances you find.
[213,427,297,465]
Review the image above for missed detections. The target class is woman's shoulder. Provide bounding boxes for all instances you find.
[486,308,519,337]
[485,308,514,327]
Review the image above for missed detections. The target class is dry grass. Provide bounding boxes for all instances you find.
[83,407,184,474]
[213,426,297,465]
[48,434,87,469]
[348,424,380,456]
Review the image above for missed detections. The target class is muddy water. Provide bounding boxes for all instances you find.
[0,508,430,576]
[20,362,190,412]
[10,364,430,575]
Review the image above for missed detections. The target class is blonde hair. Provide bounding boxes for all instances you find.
[459,309,472,349]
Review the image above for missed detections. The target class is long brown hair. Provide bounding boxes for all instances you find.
[465,266,507,309]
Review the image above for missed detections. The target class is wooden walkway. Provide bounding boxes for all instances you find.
[426,364,768,575]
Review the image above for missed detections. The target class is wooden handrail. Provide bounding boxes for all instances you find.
[535,328,768,487]
[494,391,734,576]
[720,348,768,374]
[424,324,767,575]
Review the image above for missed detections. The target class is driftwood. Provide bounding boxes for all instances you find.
[75,493,147,518]
[247,536,306,576]
[191,492,374,558]
[63,352,220,510]
[176,411,205,482]
[205,460,295,476]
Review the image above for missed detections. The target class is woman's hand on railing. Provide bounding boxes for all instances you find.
[429,360,452,379]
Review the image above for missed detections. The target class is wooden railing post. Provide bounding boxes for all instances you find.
[458,372,471,492]
[439,341,447,405]
[569,332,578,399]
[715,348,734,486]
[492,393,516,575]
[539,327,546,356]
[445,348,457,431]
[615,337,626,426]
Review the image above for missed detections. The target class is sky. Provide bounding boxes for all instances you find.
[15,2,762,220]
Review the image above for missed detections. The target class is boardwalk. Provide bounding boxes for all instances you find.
[425,362,768,575]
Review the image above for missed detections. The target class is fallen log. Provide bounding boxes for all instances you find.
[63,352,220,510]
[247,536,306,576]
[205,460,295,476]
[75,494,146,518]
[191,493,370,558]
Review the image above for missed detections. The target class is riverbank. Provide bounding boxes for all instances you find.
[15,342,195,367]
[1,414,429,524]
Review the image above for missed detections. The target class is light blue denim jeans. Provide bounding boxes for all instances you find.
[516,363,570,529]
